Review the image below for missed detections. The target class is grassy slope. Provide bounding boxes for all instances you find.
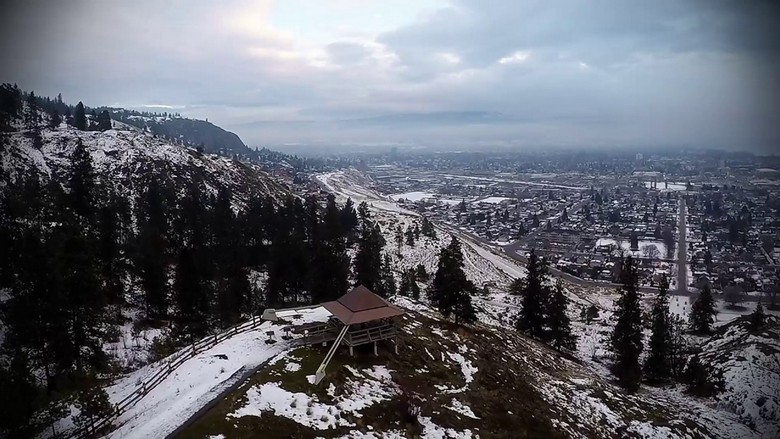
[178,304,715,439]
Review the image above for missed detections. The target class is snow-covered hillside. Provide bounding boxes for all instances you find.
[1,121,289,204]
[175,297,750,439]
[695,316,780,436]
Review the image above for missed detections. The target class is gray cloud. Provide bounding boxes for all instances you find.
[1,0,778,152]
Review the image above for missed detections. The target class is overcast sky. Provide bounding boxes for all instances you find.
[1,0,778,152]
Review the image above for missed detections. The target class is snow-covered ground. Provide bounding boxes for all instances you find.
[644,182,689,191]
[595,238,667,259]
[472,196,512,204]
[103,323,291,439]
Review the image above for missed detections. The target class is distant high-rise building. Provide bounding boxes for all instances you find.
[635,152,643,161]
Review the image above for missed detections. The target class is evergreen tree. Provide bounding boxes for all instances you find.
[213,186,243,326]
[609,255,643,392]
[25,91,42,149]
[547,280,576,350]
[174,246,209,340]
[340,197,358,234]
[420,216,437,239]
[667,314,689,379]
[378,253,397,297]
[515,249,547,339]
[429,235,476,325]
[72,379,113,433]
[52,219,109,373]
[96,110,112,131]
[47,106,61,128]
[750,302,766,332]
[136,177,169,320]
[353,224,385,293]
[399,269,420,300]
[405,226,415,246]
[97,192,125,305]
[310,196,351,304]
[69,138,96,220]
[394,224,403,253]
[689,284,716,334]
[0,347,44,438]
[74,101,87,131]
[644,275,672,383]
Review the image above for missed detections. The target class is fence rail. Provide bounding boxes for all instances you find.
[65,315,268,439]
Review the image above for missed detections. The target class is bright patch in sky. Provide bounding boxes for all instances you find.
[498,51,531,65]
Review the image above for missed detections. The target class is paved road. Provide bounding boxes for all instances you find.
[677,197,688,294]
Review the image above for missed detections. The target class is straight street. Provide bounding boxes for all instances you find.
[677,197,688,294]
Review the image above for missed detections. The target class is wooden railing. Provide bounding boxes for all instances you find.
[64,315,270,439]
[344,324,397,346]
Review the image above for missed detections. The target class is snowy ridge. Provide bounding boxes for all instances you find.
[1,122,290,204]
[696,316,780,436]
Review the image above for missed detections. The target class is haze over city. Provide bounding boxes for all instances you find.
[1,0,779,152]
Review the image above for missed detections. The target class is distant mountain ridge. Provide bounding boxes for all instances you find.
[101,108,249,156]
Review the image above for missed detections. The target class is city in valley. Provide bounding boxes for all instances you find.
[283,148,780,315]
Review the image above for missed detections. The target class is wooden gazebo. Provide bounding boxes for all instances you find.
[310,285,405,383]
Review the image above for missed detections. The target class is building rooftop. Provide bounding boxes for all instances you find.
[322,285,405,325]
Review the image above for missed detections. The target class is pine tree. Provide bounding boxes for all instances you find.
[72,379,113,433]
[25,91,43,149]
[398,269,420,300]
[340,197,358,234]
[97,192,125,305]
[516,249,547,339]
[174,246,209,340]
[378,253,397,297]
[309,195,350,304]
[136,177,169,320]
[420,216,437,239]
[689,284,716,334]
[750,302,766,332]
[47,106,61,128]
[609,255,643,392]
[74,101,87,131]
[213,186,243,326]
[644,275,672,383]
[429,235,476,325]
[69,138,96,220]
[353,224,385,293]
[0,347,44,437]
[547,280,576,350]
[405,226,415,246]
[96,110,112,131]
[394,224,403,253]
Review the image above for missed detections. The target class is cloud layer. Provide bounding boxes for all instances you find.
[1,0,778,152]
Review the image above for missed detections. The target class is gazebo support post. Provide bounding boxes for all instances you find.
[373,341,378,356]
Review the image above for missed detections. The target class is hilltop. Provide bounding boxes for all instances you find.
[104,108,249,156]
[1,108,289,204]
[177,297,734,439]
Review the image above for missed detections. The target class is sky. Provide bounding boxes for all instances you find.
[1,0,779,152]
